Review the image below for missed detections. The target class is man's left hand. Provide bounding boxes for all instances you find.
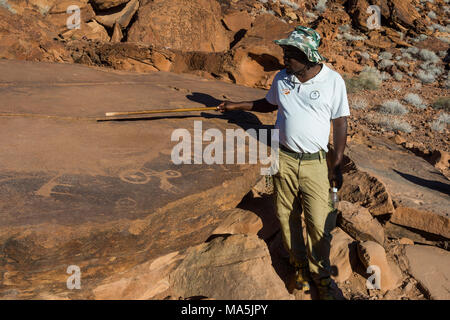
[329,166,343,190]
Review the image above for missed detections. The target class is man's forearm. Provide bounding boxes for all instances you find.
[331,117,348,168]
[234,98,278,113]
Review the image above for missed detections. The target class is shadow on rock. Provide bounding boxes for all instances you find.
[393,169,450,196]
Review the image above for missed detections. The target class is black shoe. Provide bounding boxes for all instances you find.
[315,277,336,300]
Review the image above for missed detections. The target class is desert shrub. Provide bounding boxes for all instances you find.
[401,52,413,60]
[413,34,428,42]
[344,67,382,93]
[305,12,318,19]
[315,0,327,13]
[379,118,413,133]
[419,49,440,63]
[379,100,408,115]
[343,33,367,41]
[380,72,391,81]
[280,0,300,10]
[431,113,450,132]
[339,24,351,33]
[430,24,450,33]
[350,97,368,110]
[403,93,426,109]
[417,70,436,84]
[359,52,370,60]
[445,78,450,89]
[393,72,403,81]
[366,115,413,133]
[438,37,450,44]
[0,0,16,13]
[378,59,394,69]
[432,97,450,112]
[379,51,393,60]
[405,47,419,55]
[396,60,408,68]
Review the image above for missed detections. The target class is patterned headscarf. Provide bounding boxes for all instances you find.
[274,26,326,63]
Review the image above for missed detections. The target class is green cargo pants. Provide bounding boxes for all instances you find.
[273,147,336,280]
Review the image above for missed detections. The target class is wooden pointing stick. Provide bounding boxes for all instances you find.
[105,107,218,117]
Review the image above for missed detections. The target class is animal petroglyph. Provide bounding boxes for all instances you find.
[34,173,75,198]
[119,168,182,193]
[115,197,137,211]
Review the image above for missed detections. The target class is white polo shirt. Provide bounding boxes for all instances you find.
[265,64,350,153]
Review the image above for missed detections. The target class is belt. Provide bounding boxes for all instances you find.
[279,144,326,160]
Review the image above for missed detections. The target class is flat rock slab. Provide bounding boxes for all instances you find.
[405,245,450,300]
[347,136,450,239]
[0,60,274,298]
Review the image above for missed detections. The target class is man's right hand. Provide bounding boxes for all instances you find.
[216,101,245,113]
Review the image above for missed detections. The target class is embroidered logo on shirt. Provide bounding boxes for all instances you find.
[310,90,320,100]
[282,89,291,95]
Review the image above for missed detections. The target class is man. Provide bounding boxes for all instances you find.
[216,26,349,300]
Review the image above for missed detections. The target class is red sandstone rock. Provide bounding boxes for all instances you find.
[337,201,385,245]
[128,0,230,52]
[357,241,402,293]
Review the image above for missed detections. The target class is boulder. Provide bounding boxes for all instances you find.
[390,207,450,240]
[62,20,110,42]
[398,238,414,245]
[404,245,450,300]
[429,150,450,172]
[0,6,70,62]
[111,22,123,42]
[330,227,358,283]
[127,0,230,52]
[346,136,450,239]
[47,0,94,33]
[347,0,428,34]
[337,201,385,245]
[93,234,294,300]
[222,10,253,32]
[210,208,263,237]
[226,14,291,88]
[388,0,428,33]
[357,241,402,293]
[168,234,294,300]
[95,0,139,29]
[340,161,394,217]
[0,59,269,298]
[4,0,58,15]
[93,251,186,299]
[91,0,130,10]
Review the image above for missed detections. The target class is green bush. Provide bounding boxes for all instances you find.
[345,67,382,93]
[432,97,450,112]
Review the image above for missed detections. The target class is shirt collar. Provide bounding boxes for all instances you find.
[283,63,327,85]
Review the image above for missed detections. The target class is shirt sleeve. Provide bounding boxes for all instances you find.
[264,72,280,105]
[331,76,350,119]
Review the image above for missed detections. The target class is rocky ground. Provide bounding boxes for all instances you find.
[0,0,448,300]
